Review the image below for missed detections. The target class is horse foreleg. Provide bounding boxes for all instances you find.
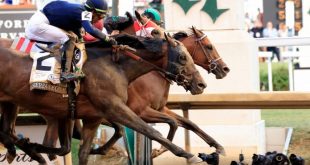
[79,118,102,165]
[73,119,83,140]
[0,132,16,163]
[139,106,178,158]
[163,106,226,155]
[42,116,59,161]
[106,102,202,163]
[57,118,74,156]
[90,120,124,155]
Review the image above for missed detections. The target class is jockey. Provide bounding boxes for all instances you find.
[25,0,117,82]
[142,8,163,26]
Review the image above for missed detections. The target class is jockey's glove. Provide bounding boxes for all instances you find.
[106,36,118,45]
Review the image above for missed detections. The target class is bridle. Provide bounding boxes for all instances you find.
[191,33,222,73]
[112,43,191,89]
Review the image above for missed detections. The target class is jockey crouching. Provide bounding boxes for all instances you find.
[25,0,117,83]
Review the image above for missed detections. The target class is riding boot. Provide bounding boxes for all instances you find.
[60,40,84,83]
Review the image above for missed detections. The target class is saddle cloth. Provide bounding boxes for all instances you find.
[10,37,86,95]
[29,51,67,94]
[10,37,42,54]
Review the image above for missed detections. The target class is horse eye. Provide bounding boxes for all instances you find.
[178,55,187,65]
[206,44,213,50]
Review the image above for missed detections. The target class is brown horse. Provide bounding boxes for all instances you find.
[85,12,230,157]
[40,12,230,162]
[0,34,206,164]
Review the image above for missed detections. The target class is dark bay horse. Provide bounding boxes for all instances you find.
[41,12,230,162]
[92,12,230,157]
[0,34,206,164]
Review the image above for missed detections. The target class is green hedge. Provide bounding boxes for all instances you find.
[259,62,289,91]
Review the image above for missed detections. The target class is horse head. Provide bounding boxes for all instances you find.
[111,33,206,94]
[104,13,229,79]
[173,27,230,79]
[104,12,135,34]
[163,33,206,94]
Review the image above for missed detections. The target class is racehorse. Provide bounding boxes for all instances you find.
[0,33,206,164]
[40,12,230,162]
[94,11,230,157]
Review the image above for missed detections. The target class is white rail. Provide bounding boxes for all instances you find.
[256,37,310,91]
[256,37,310,46]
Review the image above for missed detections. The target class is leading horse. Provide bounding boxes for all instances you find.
[0,34,206,164]
[86,11,230,157]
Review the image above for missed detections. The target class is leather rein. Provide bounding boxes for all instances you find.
[112,45,188,85]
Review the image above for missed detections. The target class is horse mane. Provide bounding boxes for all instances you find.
[85,34,163,53]
[172,31,188,40]
[104,12,134,34]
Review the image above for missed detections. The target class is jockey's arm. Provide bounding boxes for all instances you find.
[82,20,109,42]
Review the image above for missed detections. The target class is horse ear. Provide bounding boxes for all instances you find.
[191,26,198,35]
[164,32,168,42]
[164,32,176,46]
[135,10,142,22]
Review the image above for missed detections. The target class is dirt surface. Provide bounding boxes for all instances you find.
[87,147,128,165]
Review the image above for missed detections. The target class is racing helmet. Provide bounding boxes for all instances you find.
[85,0,108,14]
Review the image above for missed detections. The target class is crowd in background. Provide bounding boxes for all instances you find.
[245,8,294,62]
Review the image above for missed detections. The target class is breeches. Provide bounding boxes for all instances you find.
[25,11,69,44]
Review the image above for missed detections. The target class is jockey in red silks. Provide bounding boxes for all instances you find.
[83,19,105,42]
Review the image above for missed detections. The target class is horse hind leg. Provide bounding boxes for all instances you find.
[0,102,18,163]
[164,106,226,155]
[106,102,202,164]
[90,120,124,155]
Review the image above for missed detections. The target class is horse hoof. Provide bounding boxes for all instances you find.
[50,158,61,165]
[151,149,160,158]
[188,155,203,164]
[216,145,226,156]
[6,153,16,164]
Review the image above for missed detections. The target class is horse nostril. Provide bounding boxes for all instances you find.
[223,66,230,73]
[198,83,206,89]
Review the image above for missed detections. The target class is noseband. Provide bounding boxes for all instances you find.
[113,44,190,88]
[191,34,221,73]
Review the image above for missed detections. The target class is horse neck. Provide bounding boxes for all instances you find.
[180,35,196,55]
[121,49,166,83]
[0,38,14,48]
[122,26,136,35]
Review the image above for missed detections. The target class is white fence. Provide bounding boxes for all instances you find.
[256,37,310,91]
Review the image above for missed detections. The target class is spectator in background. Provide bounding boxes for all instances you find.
[278,22,288,38]
[244,12,253,32]
[249,8,264,38]
[278,22,289,57]
[250,20,264,38]
[263,21,281,62]
[256,8,263,27]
